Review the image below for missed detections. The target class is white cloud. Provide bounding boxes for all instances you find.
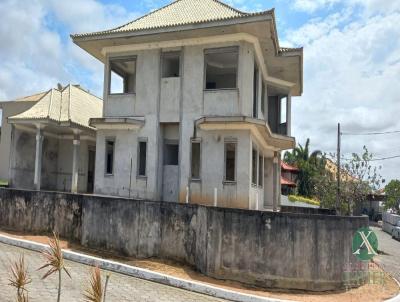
[292,0,341,13]
[288,5,400,181]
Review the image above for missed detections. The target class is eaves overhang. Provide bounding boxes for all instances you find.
[196,116,295,151]
[89,117,145,130]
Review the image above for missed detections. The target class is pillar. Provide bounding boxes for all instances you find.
[71,135,80,193]
[33,126,43,191]
[287,93,292,136]
[272,152,279,212]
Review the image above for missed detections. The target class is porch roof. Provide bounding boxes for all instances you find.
[8,85,103,131]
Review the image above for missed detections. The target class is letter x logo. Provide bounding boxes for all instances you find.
[352,228,378,261]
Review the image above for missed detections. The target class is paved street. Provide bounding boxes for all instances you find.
[372,226,400,282]
[0,243,227,302]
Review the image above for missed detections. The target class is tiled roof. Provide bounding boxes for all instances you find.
[72,0,273,38]
[281,176,296,187]
[2,91,48,104]
[9,85,102,130]
[281,161,299,172]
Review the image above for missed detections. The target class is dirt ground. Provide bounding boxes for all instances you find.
[1,229,398,302]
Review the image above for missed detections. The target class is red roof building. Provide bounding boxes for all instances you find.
[281,162,299,195]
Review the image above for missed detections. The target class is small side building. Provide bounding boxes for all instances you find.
[281,161,298,195]
[2,85,102,193]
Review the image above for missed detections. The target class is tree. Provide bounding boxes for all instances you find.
[284,138,324,197]
[385,180,400,214]
[314,146,384,215]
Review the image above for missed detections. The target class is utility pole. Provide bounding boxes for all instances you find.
[336,123,341,214]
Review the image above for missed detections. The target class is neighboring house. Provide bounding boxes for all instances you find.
[0,92,45,182]
[72,0,303,210]
[281,161,298,195]
[325,158,357,182]
[1,85,102,193]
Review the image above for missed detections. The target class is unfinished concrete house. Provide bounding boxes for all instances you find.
[72,0,303,210]
[1,85,102,193]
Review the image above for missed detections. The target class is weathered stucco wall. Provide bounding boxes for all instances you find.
[0,188,368,291]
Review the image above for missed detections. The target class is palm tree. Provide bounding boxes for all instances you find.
[38,232,71,302]
[284,139,324,197]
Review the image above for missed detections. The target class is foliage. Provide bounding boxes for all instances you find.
[0,179,8,186]
[38,232,71,302]
[84,267,111,302]
[314,146,384,215]
[288,195,320,206]
[284,138,325,197]
[385,180,400,214]
[8,255,31,302]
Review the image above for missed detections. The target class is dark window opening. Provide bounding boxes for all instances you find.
[138,141,147,176]
[105,140,114,175]
[164,143,179,165]
[191,142,201,179]
[258,154,263,186]
[253,65,259,118]
[252,148,257,185]
[162,52,180,78]
[205,48,238,90]
[261,81,266,115]
[109,58,136,94]
[225,142,236,182]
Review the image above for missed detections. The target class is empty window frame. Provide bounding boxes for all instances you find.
[261,81,266,115]
[280,96,288,124]
[105,139,115,175]
[258,154,263,187]
[205,47,238,90]
[252,148,258,185]
[138,139,147,177]
[253,65,259,118]
[164,141,179,165]
[109,57,137,94]
[162,52,180,78]
[191,141,201,180]
[224,141,237,182]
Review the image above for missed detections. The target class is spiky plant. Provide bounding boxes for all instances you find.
[84,266,103,302]
[38,231,71,302]
[84,267,111,302]
[8,254,31,302]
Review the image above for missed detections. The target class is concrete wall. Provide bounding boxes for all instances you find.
[382,212,400,234]
[0,188,369,291]
[0,101,37,181]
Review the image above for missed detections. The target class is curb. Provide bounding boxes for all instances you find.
[0,234,294,302]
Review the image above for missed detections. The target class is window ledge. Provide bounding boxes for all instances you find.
[223,181,237,185]
[104,174,114,177]
[137,175,147,180]
[190,178,201,183]
[204,88,238,92]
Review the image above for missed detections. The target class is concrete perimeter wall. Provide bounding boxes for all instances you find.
[383,212,400,234]
[0,188,368,291]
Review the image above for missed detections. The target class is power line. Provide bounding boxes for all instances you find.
[342,130,400,136]
[341,155,400,162]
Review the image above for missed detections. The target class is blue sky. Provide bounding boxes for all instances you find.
[0,0,400,182]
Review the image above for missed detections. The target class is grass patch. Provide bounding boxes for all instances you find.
[288,195,320,206]
[0,179,9,187]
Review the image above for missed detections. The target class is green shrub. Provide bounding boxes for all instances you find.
[288,195,320,206]
[0,179,8,186]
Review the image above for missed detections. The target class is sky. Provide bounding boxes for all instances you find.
[0,0,399,182]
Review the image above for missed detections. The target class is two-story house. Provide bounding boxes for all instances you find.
[72,0,303,210]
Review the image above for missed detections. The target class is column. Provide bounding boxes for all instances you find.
[34,126,43,191]
[286,93,292,136]
[272,152,279,212]
[71,135,80,193]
